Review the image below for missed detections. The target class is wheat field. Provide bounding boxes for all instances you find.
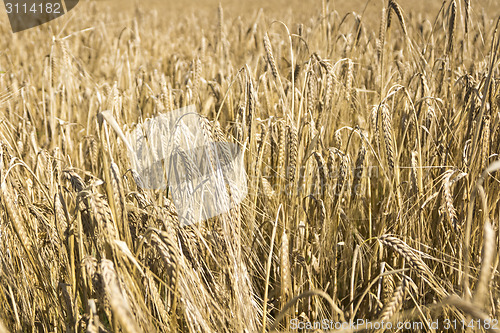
[0,0,499,332]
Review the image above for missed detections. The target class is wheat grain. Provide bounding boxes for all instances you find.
[100,259,143,333]
[382,273,395,306]
[447,0,457,55]
[379,235,429,275]
[379,275,406,322]
[442,170,458,228]
[350,139,366,201]
[264,33,279,80]
[473,221,495,307]
[1,181,32,252]
[465,0,470,34]
[63,170,86,192]
[388,0,408,36]
[286,123,298,183]
[280,229,292,304]
[481,115,490,170]
[380,104,395,171]
[377,7,387,61]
